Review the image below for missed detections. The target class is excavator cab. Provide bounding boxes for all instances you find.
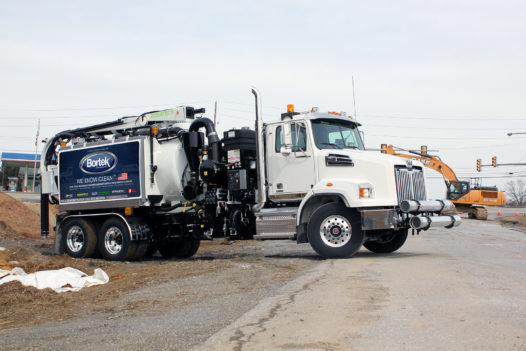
[447,181,470,200]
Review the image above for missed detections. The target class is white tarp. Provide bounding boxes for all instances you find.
[0,267,109,293]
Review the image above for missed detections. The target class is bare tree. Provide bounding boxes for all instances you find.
[506,179,526,206]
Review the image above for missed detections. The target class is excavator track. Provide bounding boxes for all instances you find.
[466,206,488,220]
[474,206,488,220]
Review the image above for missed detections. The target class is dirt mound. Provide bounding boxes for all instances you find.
[499,216,526,229]
[0,193,56,240]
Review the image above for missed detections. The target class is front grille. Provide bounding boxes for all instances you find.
[394,166,427,203]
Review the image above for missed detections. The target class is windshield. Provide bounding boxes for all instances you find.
[447,181,470,200]
[311,119,364,150]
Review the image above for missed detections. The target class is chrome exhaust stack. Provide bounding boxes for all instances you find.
[252,87,267,212]
[410,215,461,230]
[400,200,455,214]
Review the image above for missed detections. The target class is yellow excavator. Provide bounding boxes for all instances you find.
[381,144,506,220]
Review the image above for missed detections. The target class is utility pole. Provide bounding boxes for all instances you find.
[32,119,40,192]
[352,76,357,121]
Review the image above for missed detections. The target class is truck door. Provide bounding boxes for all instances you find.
[266,122,315,201]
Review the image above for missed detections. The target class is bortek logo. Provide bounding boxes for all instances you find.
[80,152,117,174]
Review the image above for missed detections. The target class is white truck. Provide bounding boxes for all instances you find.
[40,88,460,261]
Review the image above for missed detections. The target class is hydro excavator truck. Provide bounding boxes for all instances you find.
[39,89,460,261]
[381,144,506,220]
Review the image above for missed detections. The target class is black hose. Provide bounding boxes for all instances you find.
[155,201,184,212]
[189,117,221,162]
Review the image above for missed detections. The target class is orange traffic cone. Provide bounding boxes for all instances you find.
[498,209,502,216]
[515,211,519,217]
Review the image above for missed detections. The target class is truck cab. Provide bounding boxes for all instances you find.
[252,96,460,258]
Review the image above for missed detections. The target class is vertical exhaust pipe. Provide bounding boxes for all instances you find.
[252,87,266,212]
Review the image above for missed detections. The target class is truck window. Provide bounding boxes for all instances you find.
[275,124,307,153]
[312,119,364,150]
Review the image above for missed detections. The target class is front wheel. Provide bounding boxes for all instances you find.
[363,229,408,253]
[307,203,364,258]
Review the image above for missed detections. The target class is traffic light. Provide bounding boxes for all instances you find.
[492,156,497,167]
[476,158,481,172]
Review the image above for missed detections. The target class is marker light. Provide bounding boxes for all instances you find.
[152,127,159,135]
[287,104,294,112]
[328,111,341,116]
[124,207,133,216]
[60,142,67,147]
[359,184,374,198]
[327,183,333,187]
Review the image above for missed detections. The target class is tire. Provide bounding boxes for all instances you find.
[363,229,408,253]
[98,217,136,261]
[158,239,201,259]
[307,203,364,258]
[61,218,97,258]
[132,241,149,260]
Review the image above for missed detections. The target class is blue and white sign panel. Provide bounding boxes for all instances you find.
[59,141,141,203]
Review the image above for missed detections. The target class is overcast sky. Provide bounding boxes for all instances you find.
[1,0,525,196]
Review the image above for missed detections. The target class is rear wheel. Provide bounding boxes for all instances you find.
[132,241,149,260]
[62,218,97,258]
[307,203,364,258]
[98,217,136,261]
[158,239,200,259]
[363,229,408,253]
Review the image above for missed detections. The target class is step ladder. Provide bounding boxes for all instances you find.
[254,207,298,240]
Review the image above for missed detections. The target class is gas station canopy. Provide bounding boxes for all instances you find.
[1,152,41,168]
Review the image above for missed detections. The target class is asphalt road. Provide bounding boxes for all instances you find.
[1,218,525,351]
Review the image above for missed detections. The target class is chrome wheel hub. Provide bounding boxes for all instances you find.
[104,227,124,255]
[66,225,85,253]
[320,215,352,248]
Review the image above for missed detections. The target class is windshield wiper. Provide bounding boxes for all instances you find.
[319,142,343,149]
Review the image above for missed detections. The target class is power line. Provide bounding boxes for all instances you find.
[361,114,526,121]
[0,100,212,112]
[363,123,518,132]
[365,133,507,141]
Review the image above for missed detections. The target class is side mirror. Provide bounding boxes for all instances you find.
[281,122,293,155]
[280,145,291,156]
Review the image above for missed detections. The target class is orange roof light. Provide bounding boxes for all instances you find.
[328,111,341,116]
[327,182,333,187]
[287,104,294,112]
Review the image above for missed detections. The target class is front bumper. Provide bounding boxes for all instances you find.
[360,200,461,231]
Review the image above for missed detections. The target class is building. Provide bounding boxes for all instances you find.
[0,152,41,192]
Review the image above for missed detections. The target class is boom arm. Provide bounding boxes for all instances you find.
[381,144,458,182]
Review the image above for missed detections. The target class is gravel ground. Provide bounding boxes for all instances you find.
[0,239,320,351]
[1,219,525,351]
